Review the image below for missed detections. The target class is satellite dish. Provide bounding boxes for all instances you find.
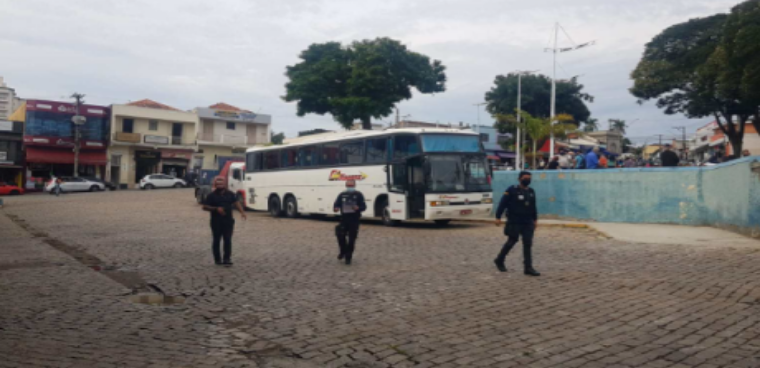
[72,116,86,125]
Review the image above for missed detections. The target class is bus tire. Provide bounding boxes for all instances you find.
[269,196,282,217]
[434,220,451,227]
[381,201,399,227]
[284,196,299,218]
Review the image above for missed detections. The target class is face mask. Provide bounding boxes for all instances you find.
[346,187,356,192]
[521,179,531,187]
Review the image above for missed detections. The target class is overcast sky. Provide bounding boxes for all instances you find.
[0,0,741,143]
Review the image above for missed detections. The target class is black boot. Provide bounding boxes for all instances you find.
[338,253,345,260]
[494,260,507,273]
[524,267,540,277]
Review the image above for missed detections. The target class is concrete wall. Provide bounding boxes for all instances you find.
[492,157,760,237]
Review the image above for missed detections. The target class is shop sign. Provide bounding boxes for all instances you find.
[136,151,160,160]
[144,135,169,144]
[214,110,240,119]
[162,151,192,160]
[239,112,257,120]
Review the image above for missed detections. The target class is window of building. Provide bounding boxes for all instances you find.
[25,111,74,138]
[299,146,319,167]
[281,149,298,168]
[320,143,340,165]
[393,135,420,160]
[480,133,489,142]
[340,141,365,164]
[264,150,280,170]
[123,119,134,133]
[149,120,158,131]
[366,138,388,163]
[226,122,235,130]
[111,155,121,166]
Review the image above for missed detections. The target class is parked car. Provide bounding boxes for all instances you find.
[45,177,106,194]
[83,177,117,191]
[0,182,24,196]
[140,174,186,190]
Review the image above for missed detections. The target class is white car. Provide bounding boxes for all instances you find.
[140,174,186,190]
[45,177,106,193]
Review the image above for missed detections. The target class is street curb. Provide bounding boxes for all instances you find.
[456,219,615,239]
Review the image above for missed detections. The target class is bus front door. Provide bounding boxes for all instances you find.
[388,162,408,221]
[407,156,426,219]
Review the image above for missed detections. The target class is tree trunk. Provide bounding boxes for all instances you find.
[532,141,537,169]
[361,117,372,130]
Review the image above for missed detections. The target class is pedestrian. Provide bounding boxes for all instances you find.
[494,171,540,276]
[742,149,751,157]
[333,179,367,265]
[202,176,247,266]
[575,151,585,169]
[599,154,608,169]
[547,156,560,170]
[585,147,600,169]
[53,177,63,196]
[660,144,680,167]
[557,150,571,169]
[624,157,636,168]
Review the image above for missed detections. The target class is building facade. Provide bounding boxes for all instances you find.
[10,100,110,190]
[194,103,270,171]
[107,99,198,189]
[0,77,20,121]
[0,119,24,186]
[586,130,624,155]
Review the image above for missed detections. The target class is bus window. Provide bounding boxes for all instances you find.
[394,135,420,160]
[320,143,339,165]
[366,138,388,163]
[282,149,298,168]
[299,146,318,167]
[245,152,256,173]
[340,141,365,164]
[421,134,481,153]
[264,150,280,170]
[252,153,262,171]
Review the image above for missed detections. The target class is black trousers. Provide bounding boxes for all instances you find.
[211,219,235,263]
[336,219,360,260]
[496,223,535,269]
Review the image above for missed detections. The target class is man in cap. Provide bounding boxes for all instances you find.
[202,176,247,266]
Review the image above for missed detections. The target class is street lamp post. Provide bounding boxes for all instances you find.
[71,93,86,178]
[514,70,539,170]
[473,102,487,134]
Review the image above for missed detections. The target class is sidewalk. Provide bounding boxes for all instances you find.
[466,217,760,248]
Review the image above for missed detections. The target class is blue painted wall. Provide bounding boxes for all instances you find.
[493,157,760,237]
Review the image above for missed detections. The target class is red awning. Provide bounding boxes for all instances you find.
[538,140,569,153]
[26,147,107,165]
[486,155,501,160]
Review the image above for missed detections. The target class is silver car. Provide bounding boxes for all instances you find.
[45,177,106,193]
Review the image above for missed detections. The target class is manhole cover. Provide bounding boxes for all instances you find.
[129,293,185,306]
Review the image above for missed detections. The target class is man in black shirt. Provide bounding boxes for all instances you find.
[333,179,367,265]
[494,171,540,276]
[202,177,247,266]
[660,144,680,167]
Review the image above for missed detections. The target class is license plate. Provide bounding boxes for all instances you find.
[460,210,472,215]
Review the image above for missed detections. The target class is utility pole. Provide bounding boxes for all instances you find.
[473,102,487,135]
[545,23,595,155]
[514,70,539,171]
[673,126,687,159]
[395,108,400,126]
[71,93,86,178]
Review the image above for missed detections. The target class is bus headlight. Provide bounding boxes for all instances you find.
[482,198,493,204]
[430,201,450,207]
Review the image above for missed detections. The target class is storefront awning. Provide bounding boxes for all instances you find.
[26,147,107,165]
[486,155,500,160]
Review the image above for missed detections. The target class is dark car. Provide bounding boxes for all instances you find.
[83,177,117,191]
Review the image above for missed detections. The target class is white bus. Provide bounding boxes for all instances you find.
[243,128,493,226]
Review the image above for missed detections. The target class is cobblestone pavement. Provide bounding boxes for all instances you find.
[1,190,760,368]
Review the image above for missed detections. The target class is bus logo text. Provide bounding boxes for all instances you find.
[329,170,368,181]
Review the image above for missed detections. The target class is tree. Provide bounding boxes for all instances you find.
[583,118,599,132]
[283,38,447,130]
[270,131,285,145]
[495,111,575,168]
[484,73,594,125]
[630,2,760,154]
[608,119,628,134]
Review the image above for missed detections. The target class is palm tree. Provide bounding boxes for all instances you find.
[518,111,575,168]
[609,119,628,134]
[583,118,599,132]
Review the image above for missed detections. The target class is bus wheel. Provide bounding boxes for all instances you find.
[269,196,282,217]
[285,197,299,218]
[382,203,398,227]
[434,220,451,227]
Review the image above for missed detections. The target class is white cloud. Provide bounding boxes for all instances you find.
[0,0,741,138]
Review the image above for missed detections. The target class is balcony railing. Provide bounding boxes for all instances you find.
[199,133,249,146]
[172,136,183,145]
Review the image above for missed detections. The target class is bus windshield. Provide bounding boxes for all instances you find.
[421,134,481,153]
[426,155,490,193]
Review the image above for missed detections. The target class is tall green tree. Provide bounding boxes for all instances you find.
[631,1,760,153]
[608,119,628,134]
[270,131,285,145]
[484,73,594,124]
[583,118,599,132]
[495,111,575,168]
[283,38,447,130]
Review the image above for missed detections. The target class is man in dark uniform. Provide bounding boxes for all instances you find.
[333,179,367,265]
[202,176,247,266]
[494,171,540,276]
